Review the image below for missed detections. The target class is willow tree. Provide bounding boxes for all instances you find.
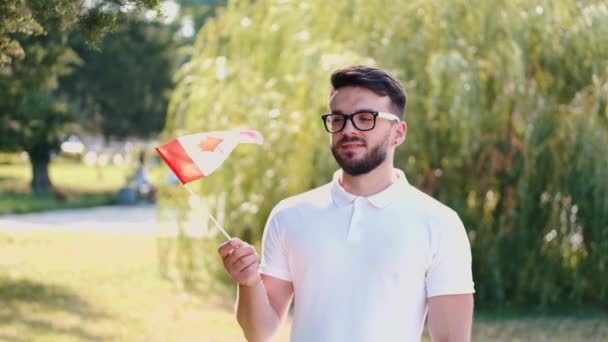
[378,0,608,307]
[165,0,608,306]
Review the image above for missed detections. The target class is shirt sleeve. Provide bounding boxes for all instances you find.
[425,209,475,297]
[259,206,292,281]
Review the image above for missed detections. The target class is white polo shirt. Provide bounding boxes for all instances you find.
[260,169,474,342]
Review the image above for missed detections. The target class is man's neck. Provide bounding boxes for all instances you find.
[339,164,398,197]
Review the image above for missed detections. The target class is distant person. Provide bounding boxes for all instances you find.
[218,66,475,341]
[134,152,156,200]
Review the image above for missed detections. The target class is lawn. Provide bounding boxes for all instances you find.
[0,160,143,214]
[0,231,290,341]
[0,231,606,341]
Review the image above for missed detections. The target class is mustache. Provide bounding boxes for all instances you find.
[337,136,366,146]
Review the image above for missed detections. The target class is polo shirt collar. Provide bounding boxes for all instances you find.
[330,169,410,208]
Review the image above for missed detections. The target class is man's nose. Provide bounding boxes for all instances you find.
[341,116,358,133]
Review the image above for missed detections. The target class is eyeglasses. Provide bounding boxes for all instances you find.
[321,111,400,133]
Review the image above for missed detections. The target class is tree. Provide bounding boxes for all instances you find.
[0,0,160,195]
[63,17,176,141]
[0,30,82,195]
[0,0,159,68]
[165,0,608,306]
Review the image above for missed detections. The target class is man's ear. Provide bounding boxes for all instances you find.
[393,121,407,146]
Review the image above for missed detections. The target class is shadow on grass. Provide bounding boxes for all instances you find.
[0,191,116,215]
[0,276,115,341]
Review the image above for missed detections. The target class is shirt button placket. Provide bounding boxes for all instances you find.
[347,197,364,241]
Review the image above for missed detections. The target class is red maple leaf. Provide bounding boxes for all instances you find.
[198,136,223,152]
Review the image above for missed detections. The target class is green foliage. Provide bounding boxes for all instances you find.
[0,27,81,194]
[164,0,608,307]
[0,0,162,194]
[178,0,226,41]
[0,0,161,68]
[63,17,176,139]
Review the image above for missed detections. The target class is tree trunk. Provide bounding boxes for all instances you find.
[27,143,53,196]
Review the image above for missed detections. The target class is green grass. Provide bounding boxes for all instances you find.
[0,161,134,214]
[0,231,606,341]
[0,192,118,215]
[0,231,291,341]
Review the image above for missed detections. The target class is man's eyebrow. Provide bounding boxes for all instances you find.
[330,108,375,115]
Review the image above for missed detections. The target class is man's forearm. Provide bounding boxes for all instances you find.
[236,281,281,342]
[427,294,474,342]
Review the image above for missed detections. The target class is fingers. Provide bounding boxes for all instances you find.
[218,238,259,272]
[224,243,256,264]
[239,258,260,278]
[218,238,244,258]
[218,238,261,286]
[236,257,261,287]
[232,253,259,273]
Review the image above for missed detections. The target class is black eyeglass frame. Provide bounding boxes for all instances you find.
[321,111,400,133]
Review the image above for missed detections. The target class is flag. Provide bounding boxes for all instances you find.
[155,129,264,184]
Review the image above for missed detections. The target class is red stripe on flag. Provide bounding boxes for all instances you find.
[155,139,205,184]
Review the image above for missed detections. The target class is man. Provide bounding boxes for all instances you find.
[218,65,475,342]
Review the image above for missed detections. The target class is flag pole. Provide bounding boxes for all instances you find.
[183,183,231,240]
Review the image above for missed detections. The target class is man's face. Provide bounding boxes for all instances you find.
[328,86,397,176]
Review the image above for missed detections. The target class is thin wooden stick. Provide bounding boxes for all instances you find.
[183,184,231,240]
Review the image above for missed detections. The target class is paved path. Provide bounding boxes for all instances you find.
[0,205,158,235]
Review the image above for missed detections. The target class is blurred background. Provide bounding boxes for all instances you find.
[1,0,607,340]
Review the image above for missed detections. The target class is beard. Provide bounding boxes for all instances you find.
[331,135,389,176]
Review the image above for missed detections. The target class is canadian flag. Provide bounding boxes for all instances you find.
[155,129,264,184]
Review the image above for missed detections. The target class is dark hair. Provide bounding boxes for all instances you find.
[330,65,407,119]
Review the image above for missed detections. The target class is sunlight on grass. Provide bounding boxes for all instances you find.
[0,232,291,341]
[0,161,134,214]
[0,231,606,341]
[49,162,131,192]
[0,160,132,193]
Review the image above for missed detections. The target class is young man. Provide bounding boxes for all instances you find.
[218,65,475,342]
